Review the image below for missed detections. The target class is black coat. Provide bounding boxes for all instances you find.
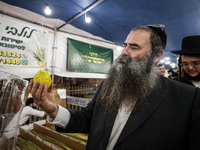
[179,77,195,87]
[56,76,200,150]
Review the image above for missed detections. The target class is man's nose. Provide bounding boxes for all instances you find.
[188,64,194,69]
[121,46,130,56]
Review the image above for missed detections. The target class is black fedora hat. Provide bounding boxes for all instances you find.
[171,35,200,54]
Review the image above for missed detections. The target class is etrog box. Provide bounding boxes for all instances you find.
[19,128,58,150]
[33,123,86,150]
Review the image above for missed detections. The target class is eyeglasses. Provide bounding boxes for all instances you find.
[145,24,167,49]
[180,61,200,68]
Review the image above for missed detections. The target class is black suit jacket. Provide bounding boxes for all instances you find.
[56,76,200,150]
[179,77,195,87]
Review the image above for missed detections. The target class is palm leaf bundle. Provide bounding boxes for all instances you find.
[36,133,73,150]
[16,137,42,150]
[47,126,88,144]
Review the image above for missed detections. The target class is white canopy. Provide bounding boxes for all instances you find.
[0,1,121,79]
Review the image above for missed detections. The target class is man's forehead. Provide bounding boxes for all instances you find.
[159,65,165,67]
[182,55,200,61]
[125,30,151,43]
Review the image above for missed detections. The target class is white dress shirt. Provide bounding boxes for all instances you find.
[191,80,200,88]
[19,106,45,126]
[48,105,131,150]
[106,105,131,150]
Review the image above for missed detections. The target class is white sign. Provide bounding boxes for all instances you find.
[57,89,66,99]
[0,15,48,67]
[66,95,91,107]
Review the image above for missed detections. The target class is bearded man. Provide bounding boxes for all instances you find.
[171,36,200,87]
[29,25,200,150]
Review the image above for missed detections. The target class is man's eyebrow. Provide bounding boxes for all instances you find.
[192,61,200,63]
[129,43,140,47]
[123,42,140,47]
[182,61,200,63]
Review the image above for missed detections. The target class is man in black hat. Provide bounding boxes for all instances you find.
[171,36,200,87]
[167,69,174,79]
[29,25,200,150]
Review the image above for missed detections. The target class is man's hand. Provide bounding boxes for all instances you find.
[28,79,58,118]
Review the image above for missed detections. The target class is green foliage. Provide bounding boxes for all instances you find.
[33,43,45,62]
[38,134,73,150]
[16,137,42,150]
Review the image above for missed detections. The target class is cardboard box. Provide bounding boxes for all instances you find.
[19,128,59,150]
[33,123,86,150]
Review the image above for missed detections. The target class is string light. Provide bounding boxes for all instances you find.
[44,4,52,15]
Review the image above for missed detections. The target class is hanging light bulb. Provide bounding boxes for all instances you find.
[85,13,91,23]
[117,46,122,51]
[44,4,51,15]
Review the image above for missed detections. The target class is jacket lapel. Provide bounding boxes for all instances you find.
[115,88,169,146]
[103,110,117,147]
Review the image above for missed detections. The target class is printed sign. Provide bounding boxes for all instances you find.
[66,95,91,107]
[67,38,113,74]
[0,15,48,67]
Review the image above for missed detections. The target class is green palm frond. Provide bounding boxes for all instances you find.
[35,42,43,62]
[33,52,41,61]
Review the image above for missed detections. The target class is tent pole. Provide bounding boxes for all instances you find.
[0,13,115,45]
[57,0,104,30]
[51,27,57,85]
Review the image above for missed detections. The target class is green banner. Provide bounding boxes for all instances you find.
[67,38,113,74]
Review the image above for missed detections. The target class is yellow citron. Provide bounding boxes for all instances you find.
[38,61,45,66]
[33,70,51,89]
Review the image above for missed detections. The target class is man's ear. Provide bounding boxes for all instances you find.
[29,103,32,107]
[153,50,164,64]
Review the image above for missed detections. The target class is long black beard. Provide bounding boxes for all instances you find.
[98,53,158,113]
[182,69,200,81]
